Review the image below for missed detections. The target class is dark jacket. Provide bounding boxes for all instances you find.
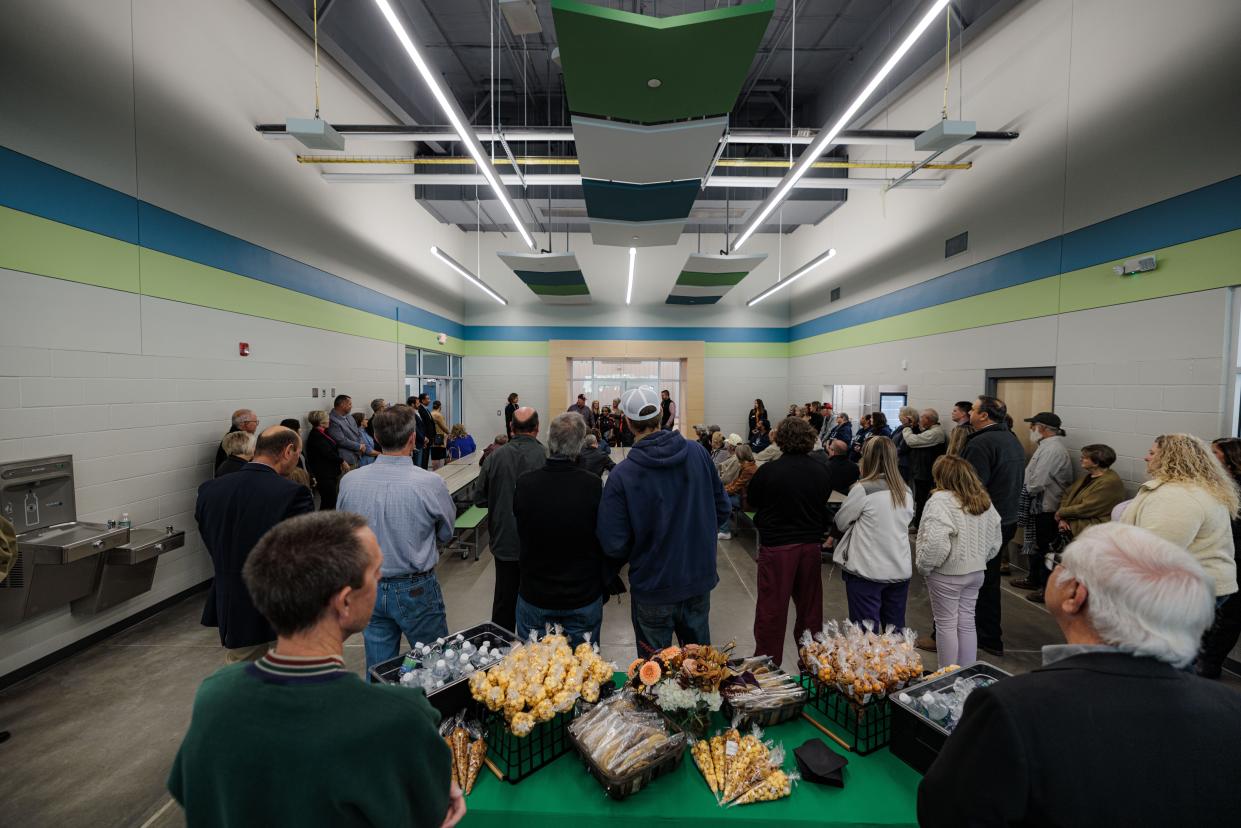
[475,434,546,562]
[195,464,315,648]
[825,421,852,448]
[961,423,1026,525]
[908,432,948,483]
[214,427,242,472]
[919,651,1241,827]
[892,425,914,474]
[504,402,518,436]
[415,405,435,451]
[748,453,834,546]
[749,431,771,453]
[824,454,861,497]
[747,410,770,436]
[305,428,341,485]
[513,458,610,609]
[567,403,596,429]
[597,430,730,604]
[215,456,248,478]
[848,427,871,462]
[577,446,615,478]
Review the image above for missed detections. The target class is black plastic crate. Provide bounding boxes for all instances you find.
[369,622,516,719]
[800,671,892,755]
[485,707,575,783]
[889,662,1011,773]
[722,657,809,729]
[568,701,686,800]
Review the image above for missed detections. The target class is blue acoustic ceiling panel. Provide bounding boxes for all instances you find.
[497,251,592,304]
[581,178,701,223]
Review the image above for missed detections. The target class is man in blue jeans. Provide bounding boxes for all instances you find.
[598,387,731,656]
[338,404,456,674]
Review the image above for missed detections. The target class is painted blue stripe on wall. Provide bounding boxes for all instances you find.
[463,325,788,343]
[788,238,1063,341]
[136,203,463,336]
[1060,175,1241,272]
[0,146,139,245]
[1,144,463,337]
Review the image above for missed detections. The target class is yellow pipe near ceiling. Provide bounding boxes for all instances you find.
[295,155,972,170]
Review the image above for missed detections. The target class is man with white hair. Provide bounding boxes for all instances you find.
[919,522,1241,825]
[215,408,258,471]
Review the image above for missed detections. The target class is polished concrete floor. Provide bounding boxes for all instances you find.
[1,525,1237,826]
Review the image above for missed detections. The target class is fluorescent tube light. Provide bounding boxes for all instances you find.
[373,0,535,249]
[746,248,836,307]
[626,247,636,306]
[431,246,508,305]
[732,0,951,250]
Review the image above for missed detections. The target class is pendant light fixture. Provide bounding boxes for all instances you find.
[746,248,836,307]
[431,246,508,305]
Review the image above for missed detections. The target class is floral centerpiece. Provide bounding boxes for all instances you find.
[627,642,733,736]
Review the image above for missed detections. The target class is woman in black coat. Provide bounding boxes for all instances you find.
[305,410,343,510]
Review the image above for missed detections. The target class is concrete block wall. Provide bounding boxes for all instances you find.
[0,266,405,677]
[790,289,1234,491]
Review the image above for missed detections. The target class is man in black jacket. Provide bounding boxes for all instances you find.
[577,434,615,477]
[414,394,437,470]
[919,523,1241,826]
[823,439,860,497]
[475,407,547,632]
[961,395,1025,656]
[196,426,314,662]
[513,413,610,646]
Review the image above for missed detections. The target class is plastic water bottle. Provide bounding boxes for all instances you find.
[399,654,418,675]
[431,659,450,683]
[118,513,132,529]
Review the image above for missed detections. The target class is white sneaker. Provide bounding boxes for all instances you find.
[717,531,732,540]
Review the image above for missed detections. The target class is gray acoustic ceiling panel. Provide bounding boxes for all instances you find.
[589,218,688,248]
[571,115,727,184]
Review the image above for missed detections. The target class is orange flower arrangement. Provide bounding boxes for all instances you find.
[638,660,662,686]
[627,658,644,679]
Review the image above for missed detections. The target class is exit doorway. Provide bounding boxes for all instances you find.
[986,368,1056,458]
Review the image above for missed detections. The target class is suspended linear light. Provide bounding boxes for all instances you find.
[431,246,508,305]
[746,248,836,307]
[626,247,636,306]
[732,0,951,251]
[373,0,535,249]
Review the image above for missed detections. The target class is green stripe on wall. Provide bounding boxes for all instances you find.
[704,342,791,358]
[0,205,461,350]
[1058,227,1241,313]
[398,323,465,355]
[140,248,400,343]
[0,205,139,292]
[790,277,1062,358]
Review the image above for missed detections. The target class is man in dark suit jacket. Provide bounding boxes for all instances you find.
[919,523,1241,826]
[196,426,314,662]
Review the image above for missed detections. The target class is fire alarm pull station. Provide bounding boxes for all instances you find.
[239,342,250,357]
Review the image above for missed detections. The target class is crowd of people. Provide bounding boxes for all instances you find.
[172,386,1241,826]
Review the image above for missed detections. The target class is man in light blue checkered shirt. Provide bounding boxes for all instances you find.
[338,404,456,674]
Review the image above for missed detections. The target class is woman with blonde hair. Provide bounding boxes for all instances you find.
[916,455,1002,666]
[833,436,916,628]
[1121,433,1239,676]
[945,424,971,456]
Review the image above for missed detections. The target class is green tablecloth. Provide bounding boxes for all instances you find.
[462,679,922,828]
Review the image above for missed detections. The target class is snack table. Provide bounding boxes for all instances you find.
[460,677,921,828]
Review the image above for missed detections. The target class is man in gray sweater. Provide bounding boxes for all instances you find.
[475,406,547,632]
[1013,412,1076,602]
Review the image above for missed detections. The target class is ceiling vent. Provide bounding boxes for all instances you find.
[830,287,841,302]
[500,0,542,36]
[945,231,968,258]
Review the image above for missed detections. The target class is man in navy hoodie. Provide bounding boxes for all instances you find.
[598,387,731,656]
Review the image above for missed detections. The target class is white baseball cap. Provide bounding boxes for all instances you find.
[726,433,743,446]
[619,386,661,422]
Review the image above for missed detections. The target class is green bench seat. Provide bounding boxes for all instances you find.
[445,506,488,561]
[454,505,487,531]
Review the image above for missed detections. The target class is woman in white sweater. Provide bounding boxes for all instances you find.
[916,455,1002,666]
[833,437,916,628]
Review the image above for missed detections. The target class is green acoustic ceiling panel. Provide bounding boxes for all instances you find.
[572,115,727,184]
[551,0,776,124]
[666,252,768,305]
[581,179,701,223]
[498,251,592,305]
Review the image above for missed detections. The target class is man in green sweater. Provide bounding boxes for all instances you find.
[168,511,465,828]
